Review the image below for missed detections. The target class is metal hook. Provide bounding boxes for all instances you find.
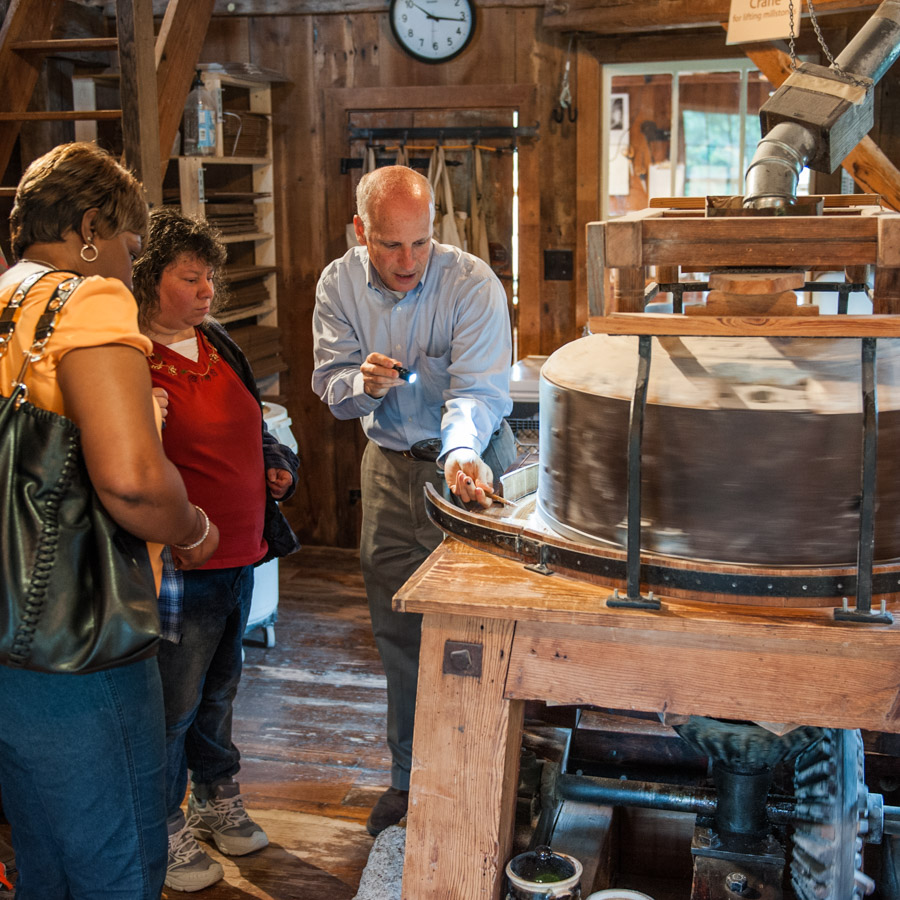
[553,51,578,124]
[551,104,578,123]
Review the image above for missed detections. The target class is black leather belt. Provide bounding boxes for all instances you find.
[397,426,506,462]
[399,438,442,462]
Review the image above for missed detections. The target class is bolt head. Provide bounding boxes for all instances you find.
[725,872,748,893]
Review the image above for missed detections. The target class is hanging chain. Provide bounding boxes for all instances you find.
[788,0,797,69]
[787,0,870,87]
[559,34,574,109]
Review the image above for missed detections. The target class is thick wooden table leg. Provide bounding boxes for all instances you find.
[402,612,524,900]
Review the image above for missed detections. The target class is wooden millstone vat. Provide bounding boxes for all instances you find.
[538,332,900,568]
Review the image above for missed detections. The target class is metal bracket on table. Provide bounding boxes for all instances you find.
[652,282,708,314]
[524,543,554,576]
[835,337,894,625]
[442,640,483,678]
[607,334,661,611]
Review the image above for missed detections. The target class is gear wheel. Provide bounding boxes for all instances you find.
[792,728,876,900]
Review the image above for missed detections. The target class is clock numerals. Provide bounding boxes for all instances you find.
[390,0,475,63]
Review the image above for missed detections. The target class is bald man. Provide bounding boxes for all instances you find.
[312,166,514,834]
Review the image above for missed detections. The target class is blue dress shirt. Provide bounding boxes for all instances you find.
[312,240,513,456]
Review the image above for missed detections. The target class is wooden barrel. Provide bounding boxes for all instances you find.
[539,333,900,568]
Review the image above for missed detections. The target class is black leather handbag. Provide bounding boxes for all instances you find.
[0,271,160,674]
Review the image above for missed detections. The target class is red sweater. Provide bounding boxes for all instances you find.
[149,330,267,568]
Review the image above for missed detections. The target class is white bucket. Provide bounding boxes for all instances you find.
[262,401,297,452]
[245,401,298,646]
[586,891,655,900]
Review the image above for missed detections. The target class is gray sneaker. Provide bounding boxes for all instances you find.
[165,813,224,893]
[188,780,269,856]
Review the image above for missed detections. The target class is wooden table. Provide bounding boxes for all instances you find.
[395,537,900,899]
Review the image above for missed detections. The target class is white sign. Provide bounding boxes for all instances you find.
[726,0,797,45]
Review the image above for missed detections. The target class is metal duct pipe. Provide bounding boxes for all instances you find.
[744,0,900,209]
[835,0,900,83]
[743,123,819,209]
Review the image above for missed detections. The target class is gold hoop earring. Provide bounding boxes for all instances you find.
[80,240,99,263]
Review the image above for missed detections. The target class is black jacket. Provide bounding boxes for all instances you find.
[200,319,301,564]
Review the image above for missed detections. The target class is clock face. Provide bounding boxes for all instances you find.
[389,0,476,64]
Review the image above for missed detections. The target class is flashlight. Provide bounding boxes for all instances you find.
[393,364,417,384]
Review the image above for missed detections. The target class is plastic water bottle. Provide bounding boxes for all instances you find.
[182,72,217,157]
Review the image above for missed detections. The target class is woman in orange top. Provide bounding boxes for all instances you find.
[0,142,218,900]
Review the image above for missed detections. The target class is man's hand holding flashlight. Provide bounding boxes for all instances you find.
[361,352,416,398]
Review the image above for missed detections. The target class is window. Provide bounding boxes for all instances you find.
[601,59,809,219]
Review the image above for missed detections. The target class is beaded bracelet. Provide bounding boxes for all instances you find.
[173,505,210,551]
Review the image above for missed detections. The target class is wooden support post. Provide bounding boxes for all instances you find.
[613,267,646,312]
[873,215,900,313]
[656,265,679,284]
[403,612,524,900]
[586,221,607,316]
[873,268,900,314]
[605,217,645,312]
[575,47,601,332]
[117,0,161,207]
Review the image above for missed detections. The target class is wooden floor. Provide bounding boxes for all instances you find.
[0,547,387,899]
[169,546,389,899]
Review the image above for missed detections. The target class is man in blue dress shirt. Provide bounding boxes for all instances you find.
[312,165,514,834]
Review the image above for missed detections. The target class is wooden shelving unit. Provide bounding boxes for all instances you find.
[168,68,285,392]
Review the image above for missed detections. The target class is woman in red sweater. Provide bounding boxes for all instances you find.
[133,208,299,893]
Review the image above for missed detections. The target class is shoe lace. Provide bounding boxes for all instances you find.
[169,820,206,866]
[208,792,254,830]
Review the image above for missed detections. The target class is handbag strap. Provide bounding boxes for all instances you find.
[1,272,84,404]
[0,269,49,361]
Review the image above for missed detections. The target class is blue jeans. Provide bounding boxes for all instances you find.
[157,565,253,819]
[0,657,167,900]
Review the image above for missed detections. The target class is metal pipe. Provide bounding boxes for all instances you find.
[555,773,795,825]
[834,0,900,83]
[625,336,650,602]
[886,805,900,836]
[743,125,818,209]
[558,776,900,841]
[856,336,878,611]
[744,0,900,209]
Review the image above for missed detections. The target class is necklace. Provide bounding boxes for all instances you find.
[20,258,56,269]
[149,333,220,382]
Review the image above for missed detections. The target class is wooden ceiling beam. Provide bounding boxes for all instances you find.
[68,0,536,15]
[740,39,900,212]
[542,0,878,34]
[580,24,854,64]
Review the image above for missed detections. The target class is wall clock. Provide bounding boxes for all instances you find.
[389,0,476,64]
